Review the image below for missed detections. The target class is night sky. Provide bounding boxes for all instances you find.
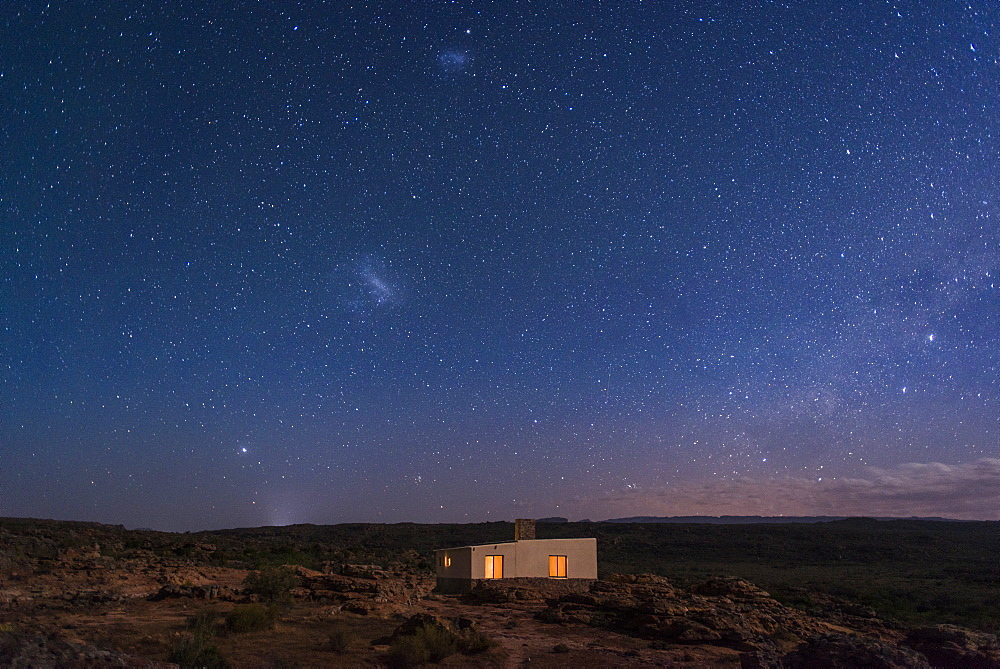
[3,2,999,531]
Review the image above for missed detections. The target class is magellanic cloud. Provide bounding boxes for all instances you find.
[583,459,1000,521]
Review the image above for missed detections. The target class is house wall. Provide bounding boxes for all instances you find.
[435,546,473,579]
[511,538,597,579]
[435,538,597,582]
[469,541,519,578]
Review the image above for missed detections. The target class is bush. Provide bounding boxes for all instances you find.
[458,628,497,654]
[415,625,458,663]
[386,634,431,668]
[225,603,278,634]
[553,643,571,653]
[187,608,223,637]
[383,620,495,665]
[168,635,229,669]
[243,565,298,602]
[328,626,355,653]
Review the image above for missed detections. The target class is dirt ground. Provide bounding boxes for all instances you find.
[1,564,741,667]
[3,592,743,667]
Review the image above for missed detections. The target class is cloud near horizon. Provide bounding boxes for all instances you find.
[579,459,1000,521]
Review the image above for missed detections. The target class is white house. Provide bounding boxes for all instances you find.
[434,519,597,593]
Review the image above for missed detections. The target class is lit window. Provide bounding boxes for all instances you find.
[443,555,452,567]
[549,555,567,578]
[484,555,503,579]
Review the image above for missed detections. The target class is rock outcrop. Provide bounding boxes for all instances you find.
[534,574,1000,668]
[538,574,855,655]
[783,633,930,668]
[903,624,1000,668]
[295,566,435,615]
[0,630,170,668]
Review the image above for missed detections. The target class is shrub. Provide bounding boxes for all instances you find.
[225,603,278,634]
[328,626,355,653]
[415,625,458,663]
[386,634,431,668]
[187,608,223,637]
[243,565,298,602]
[458,628,497,654]
[535,607,565,624]
[168,635,229,669]
[384,620,494,665]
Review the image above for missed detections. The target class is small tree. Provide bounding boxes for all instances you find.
[243,565,298,602]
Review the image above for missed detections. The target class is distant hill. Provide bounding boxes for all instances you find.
[601,515,964,524]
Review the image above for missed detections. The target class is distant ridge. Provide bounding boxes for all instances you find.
[600,515,965,524]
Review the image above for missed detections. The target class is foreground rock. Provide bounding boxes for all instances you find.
[0,630,170,668]
[903,624,1000,668]
[294,564,435,615]
[534,574,1000,667]
[783,633,930,668]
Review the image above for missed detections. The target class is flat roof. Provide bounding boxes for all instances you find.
[434,537,595,552]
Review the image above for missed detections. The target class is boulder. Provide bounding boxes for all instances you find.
[904,624,1000,668]
[341,564,389,579]
[691,576,772,600]
[391,613,456,639]
[658,618,724,643]
[536,574,865,657]
[783,633,930,668]
[148,583,229,601]
[0,630,169,668]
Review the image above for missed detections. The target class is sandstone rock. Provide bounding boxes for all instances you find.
[783,633,930,668]
[0,630,168,668]
[288,564,323,578]
[537,573,855,658]
[343,600,379,615]
[0,589,28,608]
[659,618,724,643]
[740,647,785,669]
[71,589,126,605]
[692,576,772,600]
[294,569,433,614]
[341,564,389,579]
[390,612,456,639]
[904,624,1000,668]
[148,583,229,601]
[468,581,545,603]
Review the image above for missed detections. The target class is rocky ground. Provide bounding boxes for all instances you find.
[1,522,999,667]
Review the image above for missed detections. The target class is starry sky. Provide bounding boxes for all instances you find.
[2,2,999,531]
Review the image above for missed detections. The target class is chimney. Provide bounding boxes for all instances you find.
[514,518,536,541]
